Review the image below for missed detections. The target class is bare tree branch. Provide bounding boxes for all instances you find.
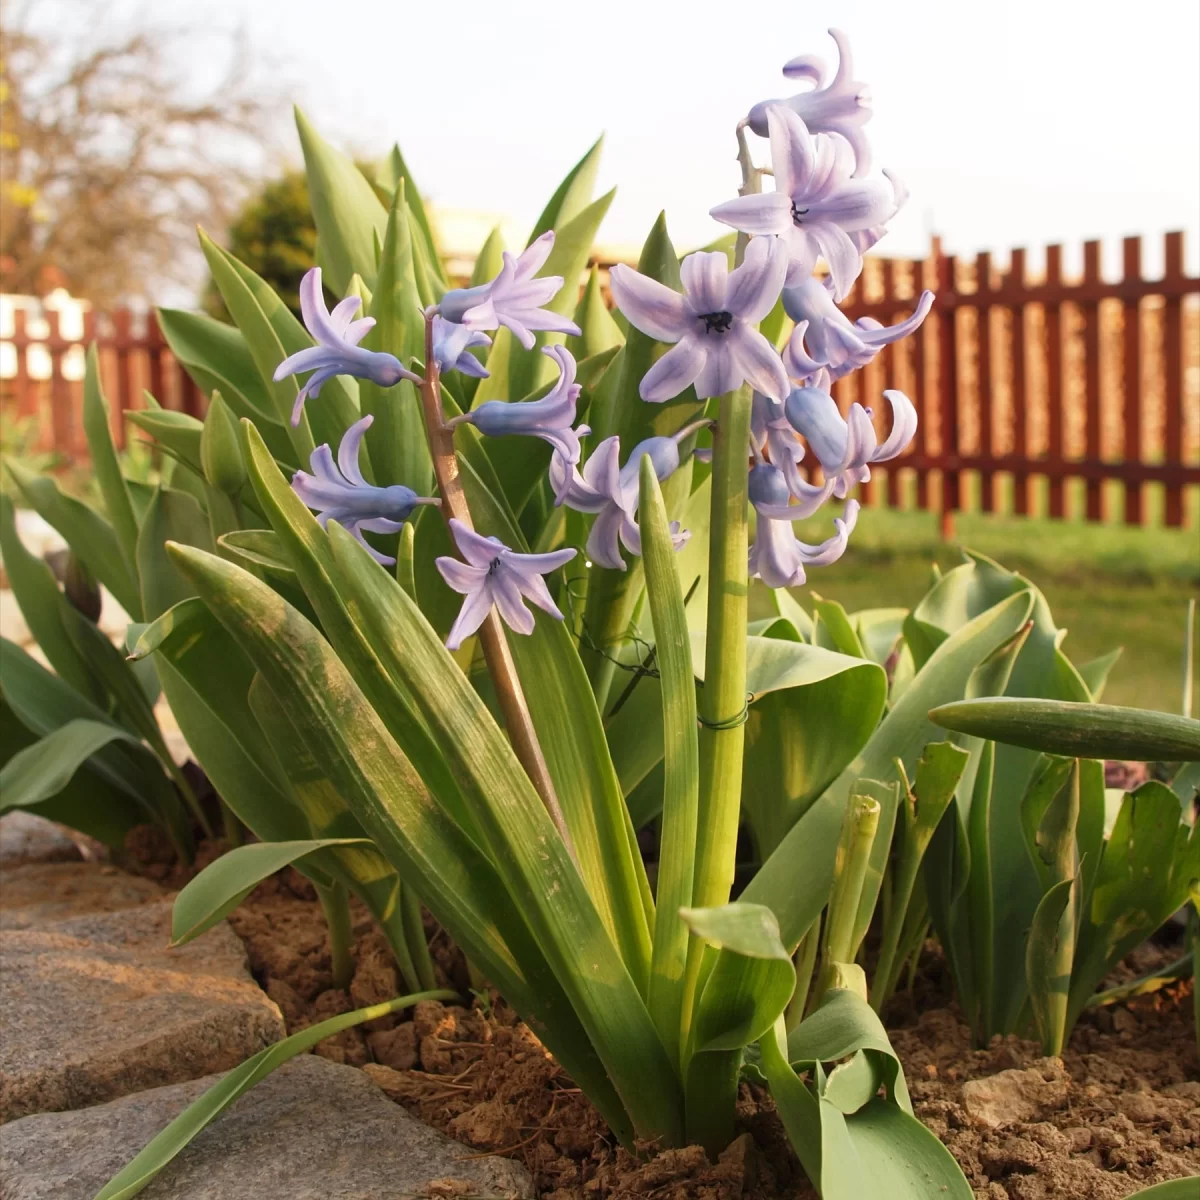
[0,0,283,304]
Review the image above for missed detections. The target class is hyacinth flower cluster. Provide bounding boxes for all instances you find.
[272,29,935,652]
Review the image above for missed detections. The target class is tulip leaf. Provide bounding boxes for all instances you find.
[295,107,387,295]
[930,698,1200,762]
[91,989,459,1200]
[5,461,142,619]
[171,838,372,946]
[82,345,140,574]
[0,719,146,811]
[0,493,98,698]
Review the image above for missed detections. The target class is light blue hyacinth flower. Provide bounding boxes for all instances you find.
[432,315,492,378]
[274,268,420,425]
[784,385,918,499]
[747,461,858,588]
[291,415,439,565]
[549,420,707,570]
[435,518,576,650]
[446,344,582,464]
[438,231,581,350]
[782,275,934,385]
[609,236,790,403]
[746,28,874,177]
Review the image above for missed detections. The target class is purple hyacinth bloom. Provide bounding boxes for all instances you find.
[748,461,858,588]
[782,276,934,384]
[746,29,873,177]
[710,106,893,299]
[291,415,438,565]
[447,345,583,464]
[435,519,576,650]
[752,391,820,503]
[549,425,696,570]
[784,386,918,498]
[274,268,420,426]
[438,231,581,351]
[432,315,491,378]
[849,169,908,257]
[609,237,790,403]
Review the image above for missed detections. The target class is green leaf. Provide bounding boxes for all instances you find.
[930,698,1200,761]
[359,179,431,493]
[528,135,604,244]
[811,594,868,659]
[295,107,387,295]
[1077,647,1122,701]
[0,493,98,697]
[5,461,141,619]
[742,588,1036,949]
[137,488,214,619]
[0,719,145,810]
[382,142,445,284]
[570,266,624,361]
[681,903,792,962]
[640,460,698,1069]
[171,838,371,945]
[82,345,140,574]
[92,989,458,1200]
[131,599,303,845]
[217,529,296,579]
[200,229,315,461]
[166,538,647,1145]
[1026,876,1076,1055]
[126,409,205,477]
[1124,1182,1200,1199]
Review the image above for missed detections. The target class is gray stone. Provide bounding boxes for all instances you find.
[0,1054,534,1199]
[0,900,284,1121]
[0,861,164,929]
[0,812,83,867]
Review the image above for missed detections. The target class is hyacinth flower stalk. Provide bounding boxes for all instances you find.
[412,305,574,846]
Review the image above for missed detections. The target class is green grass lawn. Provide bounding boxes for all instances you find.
[784,502,1199,713]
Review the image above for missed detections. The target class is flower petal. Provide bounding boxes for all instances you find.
[694,340,740,399]
[768,104,818,201]
[436,557,490,594]
[336,415,373,487]
[586,504,627,570]
[726,236,788,323]
[447,518,507,569]
[640,337,706,403]
[785,386,850,469]
[490,570,536,636]
[609,265,689,342]
[679,251,730,315]
[872,390,918,462]
[728,326,790,402]
[709,192,791,238]
[808,222,863,301]
[444,581,496,651]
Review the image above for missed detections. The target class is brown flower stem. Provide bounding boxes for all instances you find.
[417,313,575,854]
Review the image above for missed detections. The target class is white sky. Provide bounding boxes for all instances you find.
[70,0,1200,276]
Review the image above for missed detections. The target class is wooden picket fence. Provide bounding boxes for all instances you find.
[2,232,1198,532]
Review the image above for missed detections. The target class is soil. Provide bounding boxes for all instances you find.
[121,827,1200,1199]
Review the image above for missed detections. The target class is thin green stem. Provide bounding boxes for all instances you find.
[785,917,821,1031]
[315,881,355,992]
[401,882,438,993]
[680,383,753,1042]
[417,313,575,854]
[871,847,923,1011]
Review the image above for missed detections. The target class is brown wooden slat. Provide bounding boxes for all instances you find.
[913,254,932,512]
[46,310,75,460]
[1122,237,1143,525]
[1044,245,1066,518]
[1011,248,1029,515]
[1082,241,1103,520]
[937,252,960,535]
[976,251,994,512]
[1163,232,1185,527]
[11,309,37,425]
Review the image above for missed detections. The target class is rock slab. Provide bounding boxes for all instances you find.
[0,900,284,1121]
[0,1053,534,1199]
[0,812,83,867]
[0,861,163,930]
[961,1057,1070,1129]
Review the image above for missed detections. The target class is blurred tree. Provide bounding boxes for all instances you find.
[203,169,316,320]
[0,1,278,305]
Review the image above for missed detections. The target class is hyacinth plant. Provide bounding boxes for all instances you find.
[45,26,1180,1200]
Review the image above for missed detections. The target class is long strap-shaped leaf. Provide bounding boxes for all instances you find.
[324,522,684,1143]
[638,459,698,1071]
[92,989,458,1200]
[166,542,639,1144]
